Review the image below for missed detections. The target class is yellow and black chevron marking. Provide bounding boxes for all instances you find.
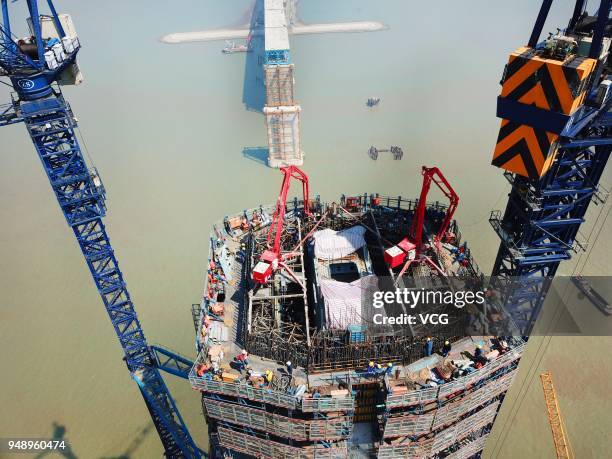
[492,47,597,179]
[492,119,558,179]
[501,46,596,116]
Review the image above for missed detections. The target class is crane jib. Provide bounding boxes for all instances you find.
[1,1,202,456]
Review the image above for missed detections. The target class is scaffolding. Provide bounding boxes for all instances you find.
[445,433,489,459]
[381,367,516,439]
[385,341,525,408]
[264,105,303,167]
[217,427,349,459]
[203,398,352,441]
[265,65,295,106]
[377,401,499,458]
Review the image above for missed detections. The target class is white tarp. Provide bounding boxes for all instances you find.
[320,277,364,329]
[319,275,376,329]
[312,226,366,260]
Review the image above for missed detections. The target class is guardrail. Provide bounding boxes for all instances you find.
[217,427,349,459]
[190,350,355,413]
[204,398,351,441]
[446,433,489,459]
[382,368,516,438]
[377,401,499,458]
[301,396,355,412]
[190,373,299,409]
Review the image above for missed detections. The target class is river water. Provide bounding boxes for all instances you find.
[1,0,610,457]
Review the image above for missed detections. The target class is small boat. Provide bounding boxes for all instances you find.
[571,275,611,315]
[366,97,380,107]
[222,40,250,54]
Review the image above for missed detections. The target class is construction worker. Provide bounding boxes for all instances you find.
[385,362,394,375]
[235,350,249,371]
[425,337,433,356]
[366,361,377,376]
[376,363,383,374]
[441,340,452,357]
[286,361,293,377]
[264,369,274,386]
[473,344,487,366]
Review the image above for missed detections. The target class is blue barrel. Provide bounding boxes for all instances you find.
[348,324,367,343]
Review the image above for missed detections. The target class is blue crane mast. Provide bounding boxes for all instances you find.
[489,0,611,333]
[0,2,200,457]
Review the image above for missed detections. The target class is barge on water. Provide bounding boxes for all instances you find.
[222,40,250,54]
[190,168,525,458]
[571,275,611,315]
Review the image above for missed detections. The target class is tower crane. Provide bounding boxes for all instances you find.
[489,0,612,334]
[383,166,459,278]
[0,2,201,457]
[252,165,310,284]
[540,371,573,459]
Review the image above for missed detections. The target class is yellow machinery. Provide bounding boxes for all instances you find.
[540,371,573,459]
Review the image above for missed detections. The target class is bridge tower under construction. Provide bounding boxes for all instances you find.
[263,0,303,167]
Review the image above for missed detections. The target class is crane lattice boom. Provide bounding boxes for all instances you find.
[0,2,200,456]
[540,371,573,459]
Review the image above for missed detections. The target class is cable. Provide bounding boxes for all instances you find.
[492,196,611,457]
[75,124,97,168]
[461,185,510,228]
[577,200,611,275]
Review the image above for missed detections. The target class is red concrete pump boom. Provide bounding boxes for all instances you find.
[411,166,459,252]
[384,166,459,276]
[253,166,310,284]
